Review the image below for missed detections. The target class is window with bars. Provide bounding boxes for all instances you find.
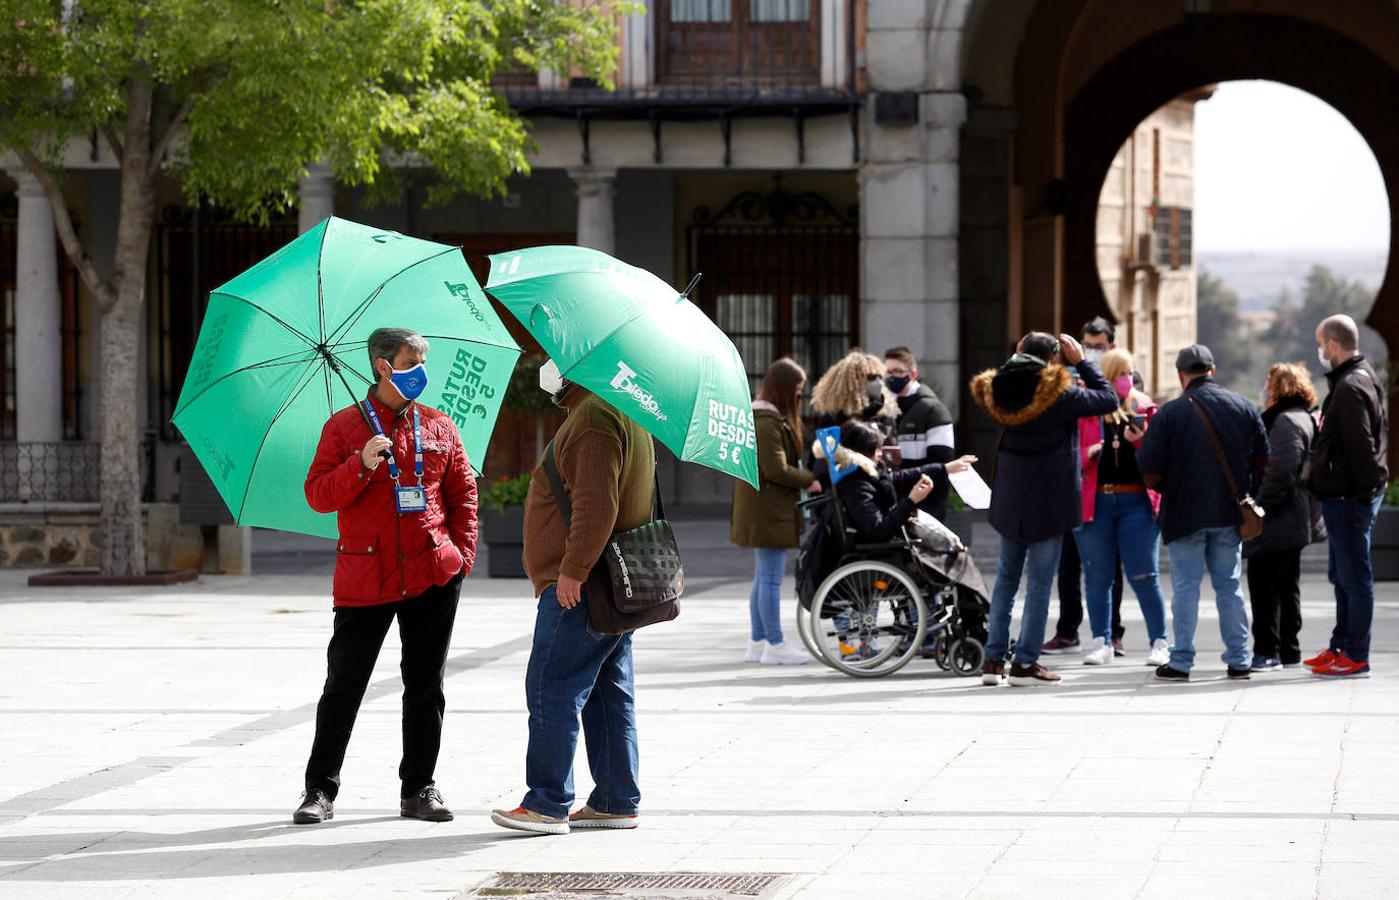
[1153,206,1192,269]
[660,0,821,88]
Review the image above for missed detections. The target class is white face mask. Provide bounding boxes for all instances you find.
[1317,344,1332,371]
[1083,348,1103,365]
[539,359,565,396]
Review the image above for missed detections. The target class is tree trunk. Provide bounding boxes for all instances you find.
[99,79,157,576]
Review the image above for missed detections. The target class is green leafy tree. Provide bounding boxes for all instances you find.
[1260,265,1385,387]
[0,0,620,575]
[1195,269,1255,393]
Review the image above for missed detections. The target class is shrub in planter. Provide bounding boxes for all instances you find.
[1372,480,1399,582]
[942,492,979,547]
[480,474,531,578]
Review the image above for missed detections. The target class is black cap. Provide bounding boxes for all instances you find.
[1175,344,1214,373]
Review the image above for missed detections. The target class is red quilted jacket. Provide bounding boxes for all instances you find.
[304,392,478,607]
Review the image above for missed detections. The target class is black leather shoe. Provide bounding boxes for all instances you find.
[401,785,454,822]
[1154,665,1189,682]
[293,789,334,824]
[1227,666,1252,680]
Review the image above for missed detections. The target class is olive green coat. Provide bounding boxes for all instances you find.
[730,407,814,549]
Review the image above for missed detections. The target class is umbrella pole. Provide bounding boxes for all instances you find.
[323,351,376,433]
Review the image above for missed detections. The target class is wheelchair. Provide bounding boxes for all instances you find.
[795,493,991,679]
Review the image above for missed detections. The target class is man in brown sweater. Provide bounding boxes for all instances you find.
[492,364,654,835]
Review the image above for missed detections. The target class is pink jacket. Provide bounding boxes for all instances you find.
[1078,392,1161,523]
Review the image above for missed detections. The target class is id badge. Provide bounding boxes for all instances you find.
[395,486,427,514]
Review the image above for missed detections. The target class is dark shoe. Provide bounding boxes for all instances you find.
[1041,634,1079,655]
[1154,665,1189,682]
[1007,663,1062,686]
[981,660,1006,686]
[1112,637,1125,658]
[1250,655,1283,672]
[401,785,454,822]
[1227,666,1252,680]
[293,789,334,824]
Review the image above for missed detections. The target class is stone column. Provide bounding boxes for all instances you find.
[297,163,335,234]
[9,169,63,444]
[568,168,617,255]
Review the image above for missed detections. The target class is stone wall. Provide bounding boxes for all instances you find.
[0,503,204,570]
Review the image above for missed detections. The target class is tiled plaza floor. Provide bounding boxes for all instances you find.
[0,568,1395,898]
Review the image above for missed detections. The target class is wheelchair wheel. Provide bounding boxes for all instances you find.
[795,598,838,669]
[809,560,926,678]
[932,634,952,671]
[949,637,985,677]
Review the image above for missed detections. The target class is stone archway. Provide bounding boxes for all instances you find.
[1062,14,1399,353]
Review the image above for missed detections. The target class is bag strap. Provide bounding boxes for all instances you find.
[543,439,666,530]
[1186,395,1243,501]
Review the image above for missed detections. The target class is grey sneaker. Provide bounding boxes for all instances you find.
[491,806,570,835]
[569,806,639,829]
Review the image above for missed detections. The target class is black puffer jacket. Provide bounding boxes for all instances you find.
[834,453,948,544]
[894,383,956,520]
[1310,355,1389,500]
[1244,398,1326,558]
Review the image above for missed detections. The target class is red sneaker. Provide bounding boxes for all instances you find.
[1042,634,1080,655]
[1304,648,1337,670]
[1313,653,1371,679]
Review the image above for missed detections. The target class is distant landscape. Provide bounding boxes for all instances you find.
[1198,248,1388,310]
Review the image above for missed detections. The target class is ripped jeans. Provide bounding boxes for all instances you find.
[1073,491,1168,644]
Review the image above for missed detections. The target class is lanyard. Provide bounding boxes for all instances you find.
[361,399,422,484]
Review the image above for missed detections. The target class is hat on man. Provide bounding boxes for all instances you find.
[1175,344,1214,374]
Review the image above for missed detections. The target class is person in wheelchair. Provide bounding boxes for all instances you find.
[828,420,977,544]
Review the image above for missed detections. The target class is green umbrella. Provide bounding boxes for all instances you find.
[172,216,521,538]
[485,245,759,488]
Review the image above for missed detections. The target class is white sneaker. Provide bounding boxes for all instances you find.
[744,640,767,663]
[1146,638,1170,667]
[759,641,810,665]
[1082,637,1114,666]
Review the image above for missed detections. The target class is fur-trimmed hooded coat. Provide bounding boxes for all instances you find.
[970,356,1119,543]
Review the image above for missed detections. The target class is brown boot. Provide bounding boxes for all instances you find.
[981,660,1006,686]
[1007,662,1062,687]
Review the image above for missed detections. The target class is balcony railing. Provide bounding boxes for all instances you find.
[498,0,861,114]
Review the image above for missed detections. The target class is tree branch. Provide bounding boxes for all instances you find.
[148,95,195,177]
[99,124,125,165]
[14,148,112,308]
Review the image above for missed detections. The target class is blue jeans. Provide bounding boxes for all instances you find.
[749,548,788,644]
[1165,527,1250,672]
[987,535,1063,666]
[1322,496,1382,664]
[521,586,639,819]
[1073,493,1168,644]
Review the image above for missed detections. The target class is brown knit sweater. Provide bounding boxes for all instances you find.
[523,389,656,595]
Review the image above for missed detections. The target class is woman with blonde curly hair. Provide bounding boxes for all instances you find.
[1244,362,1326,671]
[809,351,897,482]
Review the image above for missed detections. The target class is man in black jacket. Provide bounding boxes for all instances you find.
[883,347,957,521]
[1306,315,1389,679]
[970,332,1119,687]
[1137,345,1268,682]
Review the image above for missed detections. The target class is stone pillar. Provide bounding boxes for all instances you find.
[568,168,617,255]
[297,163,335,234]
[9,169,64,444]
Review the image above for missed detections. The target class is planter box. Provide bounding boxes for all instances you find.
[480,505,527,579]
[1372,506,1399,581]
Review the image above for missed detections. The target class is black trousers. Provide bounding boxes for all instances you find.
[1246,547,1303,664]
[1055,531,1125,640]
[304,573,462,799]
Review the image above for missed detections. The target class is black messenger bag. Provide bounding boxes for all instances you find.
[543,441,683,634]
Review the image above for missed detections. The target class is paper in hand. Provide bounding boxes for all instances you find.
[949,467,992,510]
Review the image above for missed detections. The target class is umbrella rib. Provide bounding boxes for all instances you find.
[210,291,321,349]
[322,247,466,348]
[325,333,521,354]
[170,351,320,421]
[316,219,331,343]
[234,361,324,523]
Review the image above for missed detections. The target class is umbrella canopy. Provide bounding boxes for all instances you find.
[173,216,520,538]
[485,245,758,488]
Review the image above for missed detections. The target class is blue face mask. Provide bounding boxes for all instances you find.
[388,363,428,401]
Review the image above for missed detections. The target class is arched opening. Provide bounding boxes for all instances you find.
[1092,81,1391,398]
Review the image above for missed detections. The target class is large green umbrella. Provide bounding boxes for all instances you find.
[485,245,758,488]
[173,216,521,538]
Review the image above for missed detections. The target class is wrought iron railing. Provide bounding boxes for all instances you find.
[0,441,99,502]
[0,439,157,503]
[498,0,861,112]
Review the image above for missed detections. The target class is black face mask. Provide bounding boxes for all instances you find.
[885,374,911,394]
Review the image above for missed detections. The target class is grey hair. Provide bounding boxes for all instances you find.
[367,327,429,371]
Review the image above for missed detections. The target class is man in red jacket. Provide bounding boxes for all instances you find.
[293,327,478,825]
